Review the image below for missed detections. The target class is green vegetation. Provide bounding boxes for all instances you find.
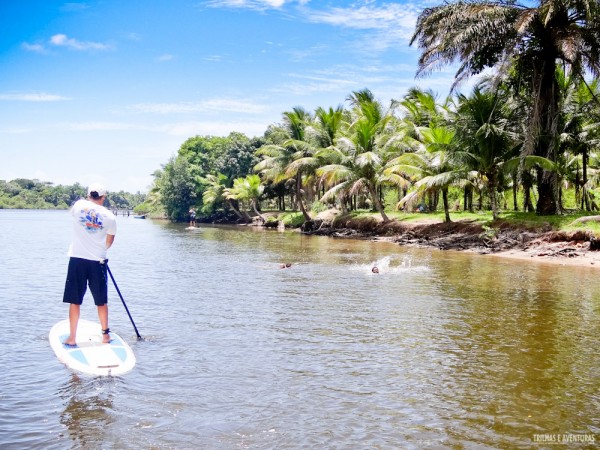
[150,79,600,227]
[148,0,600,226]
[0,178,146,211]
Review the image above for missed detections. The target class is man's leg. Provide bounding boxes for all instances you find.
[64,303,81,345]
[97,304,110,343]
[63,258,85,346]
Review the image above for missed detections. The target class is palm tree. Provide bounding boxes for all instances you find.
[386,125,466,222]
[224,175,265,222]
[411,0,600,214]
[201,173,246,220]
[255,107,316,222]
[452,86,520,219]
[312,105,345,148]
[558,74,600,211]
[394,87,449,130]
[317,89,401,222]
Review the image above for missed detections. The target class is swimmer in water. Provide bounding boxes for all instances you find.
[371,266,379,273]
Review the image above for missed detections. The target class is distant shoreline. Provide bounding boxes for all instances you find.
[10,207,597,268]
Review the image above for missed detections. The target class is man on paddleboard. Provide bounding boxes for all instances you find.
[62,183,117,345]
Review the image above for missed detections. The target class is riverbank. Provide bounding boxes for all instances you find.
[300,209,600,269]
[152,207,600,268]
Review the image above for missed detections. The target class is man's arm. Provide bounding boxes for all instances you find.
[106,234,115,249]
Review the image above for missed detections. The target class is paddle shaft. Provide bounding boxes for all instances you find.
[106,265,143,340]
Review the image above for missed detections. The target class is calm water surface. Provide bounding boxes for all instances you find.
[0,209,598,449]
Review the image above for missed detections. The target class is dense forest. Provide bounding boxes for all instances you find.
[0,178,146,210]
[140,0,600,224]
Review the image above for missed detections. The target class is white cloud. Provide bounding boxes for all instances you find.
[158,120,268,137]
[156,54,175,62]
[22,33,112,53]
[203,0,296,10]
[61,121,141,131]
[305,3,420,50]
[204,1,420,52]
[52,117,269,138]
[0,93,70,101]
[0,126,33,134]
[272,61,422,98]
[60,3,91,12]
[124,32,142,41]
[307,4,417,30]
[127,98,269,115]
[203,54,227,62]
[273,72,356,96]
[21,42,46,53]
[49,34,111,51]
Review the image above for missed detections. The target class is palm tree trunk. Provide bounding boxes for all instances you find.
[512,172,519,211]
[522,171,535,212]
[442,187,451,223]
[531,60,560,215]
[296,175,311,221]
[227,200,245,220]
[536,167,558,214]
[368,183,389,222]
[489,172,499,220]
[252,200,265,222]
[583,150,590,211]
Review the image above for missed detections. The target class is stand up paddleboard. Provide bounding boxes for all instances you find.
[49,319,136,376]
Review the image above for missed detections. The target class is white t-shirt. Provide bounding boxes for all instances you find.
[68,199,117,261]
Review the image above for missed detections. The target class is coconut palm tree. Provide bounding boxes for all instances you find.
[557,74,600,211]
[312,105,345,148]
[394,87,449,131]
[386,125,467,222]
[410,0,600,214]
[201,173,246,220]
[452,86,520,219]
[224,175,265,222]
[317,89,401,222]
[255,107,316,222]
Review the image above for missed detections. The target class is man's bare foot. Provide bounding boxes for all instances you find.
[63,338,77,346]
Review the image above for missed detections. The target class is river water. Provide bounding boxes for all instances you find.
[0,209,598,449]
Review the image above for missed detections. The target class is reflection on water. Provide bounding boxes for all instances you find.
[0,210,599,449]
[58,376,115,449]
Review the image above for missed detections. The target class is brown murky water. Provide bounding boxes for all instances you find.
[1,210,598,449]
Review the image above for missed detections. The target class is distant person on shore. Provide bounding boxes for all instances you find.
[189,208,196,227]
[62,183,117,346]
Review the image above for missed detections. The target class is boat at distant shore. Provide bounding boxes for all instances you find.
[133,214,146,219]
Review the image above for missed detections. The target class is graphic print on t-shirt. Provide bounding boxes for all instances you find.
[78,208,105,232]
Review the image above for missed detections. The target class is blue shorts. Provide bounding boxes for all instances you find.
[63,257,108,306]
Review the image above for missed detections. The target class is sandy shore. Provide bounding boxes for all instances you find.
[306,210,600,269]
[488,242,600,268]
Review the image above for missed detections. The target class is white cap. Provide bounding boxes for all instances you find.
[88,183,107,197]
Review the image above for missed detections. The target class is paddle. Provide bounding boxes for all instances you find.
[106,265,143,341]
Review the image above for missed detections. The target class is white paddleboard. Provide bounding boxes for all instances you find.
[49,319,136,376]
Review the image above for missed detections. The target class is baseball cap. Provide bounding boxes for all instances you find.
[88,183,107,197]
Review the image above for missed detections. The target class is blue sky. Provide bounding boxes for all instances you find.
[0,0,459,193]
